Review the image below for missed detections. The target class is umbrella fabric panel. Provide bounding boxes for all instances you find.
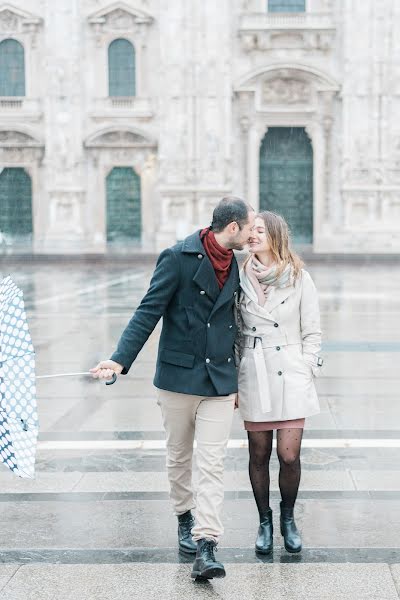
[0,354,38,427]
[0,275,34,362]
[0,412,18,473]
[0,411,38,478]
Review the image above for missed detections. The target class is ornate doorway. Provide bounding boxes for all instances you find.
[106,166,141,243]
[259,127,313,244]
[0,167,32,242]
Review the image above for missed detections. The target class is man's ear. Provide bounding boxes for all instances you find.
[228,221,238,235]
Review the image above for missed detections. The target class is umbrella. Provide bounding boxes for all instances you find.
[0,276,117,479]
[0,275,38,478]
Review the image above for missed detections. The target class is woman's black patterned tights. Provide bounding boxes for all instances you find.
[248,428,303,515]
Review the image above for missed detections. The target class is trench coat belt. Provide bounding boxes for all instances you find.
[241,334,302,348]
[244,336,272,414]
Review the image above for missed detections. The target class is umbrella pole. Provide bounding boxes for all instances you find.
[36,372,117,385]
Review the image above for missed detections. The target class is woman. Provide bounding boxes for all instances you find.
[236,211,323,555]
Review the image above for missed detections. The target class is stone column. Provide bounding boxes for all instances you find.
[306,122,325,249]
[42,0,85,251]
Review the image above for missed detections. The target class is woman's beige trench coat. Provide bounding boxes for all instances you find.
[237,269,323,422]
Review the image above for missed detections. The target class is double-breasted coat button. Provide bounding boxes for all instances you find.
[206,358,210,363]
[207,323,210,328]
[276,346,281,351]
[278,371,283,376]
[197,254,203,259]
[229,325,233,329]
[252,326,256,331]
[227,357,232,363]
[274,323,279,328]
[233,291,237,296]
[200,290,205,295]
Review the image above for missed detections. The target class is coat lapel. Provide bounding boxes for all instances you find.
[192,255,220,302]
[264,284,296,313]
[209,259,239,318]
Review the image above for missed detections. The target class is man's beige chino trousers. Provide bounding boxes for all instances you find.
[157,389,235,543]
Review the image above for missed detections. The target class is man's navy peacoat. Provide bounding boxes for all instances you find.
[110,230,239,396]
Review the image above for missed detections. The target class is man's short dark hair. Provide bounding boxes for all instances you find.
[211,196,253,233]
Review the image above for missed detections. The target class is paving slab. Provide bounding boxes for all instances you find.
[0,498,399,550]
[0,564,398,600]
[0,566,20,594]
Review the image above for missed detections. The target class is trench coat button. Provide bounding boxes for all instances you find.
[227,357,232,363]
[274,323,279,328]
[229,325,233,329]
[200,290,205,295]
[276,346,281,351]
[197,254,203,259]
[252,326,256,331]
[233,291,237,296]
[205,358,211,364]
[207,323,210,328]
[278,371,283,376]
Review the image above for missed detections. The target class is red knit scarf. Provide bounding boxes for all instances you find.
[200,227,233,289]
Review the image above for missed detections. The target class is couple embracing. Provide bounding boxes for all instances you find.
[91,196,323,581]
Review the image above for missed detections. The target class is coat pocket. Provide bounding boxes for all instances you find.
[159,348,195,369]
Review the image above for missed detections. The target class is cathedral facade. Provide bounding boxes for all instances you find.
[0,0,399,253]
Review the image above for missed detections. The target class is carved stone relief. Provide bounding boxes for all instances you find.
[0,7,42,44]
[0,146,43,163]
[0,131,39,145]
[262,78,312,105]
[240,30,334,52]
[88,4,153,42]
[86,130,155,148]
[0,9,18,32]
[107,9,137,30]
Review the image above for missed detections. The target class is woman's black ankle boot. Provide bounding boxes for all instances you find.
[280,501,302,553]
[255,508,273,554]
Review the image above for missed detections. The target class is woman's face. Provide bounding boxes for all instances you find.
[248,217,271,254]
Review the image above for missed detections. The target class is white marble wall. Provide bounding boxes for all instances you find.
[0,0,399,253]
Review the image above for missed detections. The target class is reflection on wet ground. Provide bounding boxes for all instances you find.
[0,259,399,599]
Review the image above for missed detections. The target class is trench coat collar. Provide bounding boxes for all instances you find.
[264,284,296,313]
[240,266,296,319]
[240,278,296,321]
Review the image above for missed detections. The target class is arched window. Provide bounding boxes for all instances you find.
[268,0,305,11]
[108,38,136,97]
[0,39,25,96]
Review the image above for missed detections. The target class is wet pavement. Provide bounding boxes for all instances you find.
[0,258,399,599]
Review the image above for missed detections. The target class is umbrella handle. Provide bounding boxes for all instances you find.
[105,372,117,385]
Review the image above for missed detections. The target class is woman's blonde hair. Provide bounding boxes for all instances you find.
[251,211,304,281]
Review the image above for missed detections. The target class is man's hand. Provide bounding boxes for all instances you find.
[234,393,239,409]
[90,360,124,380]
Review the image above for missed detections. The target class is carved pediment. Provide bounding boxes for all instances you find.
[262,77,312,105]
[0,130,42,146]
[0,4,42,33]
[85,128,156,148]
[235,64,340,95]
[88,2,153,29]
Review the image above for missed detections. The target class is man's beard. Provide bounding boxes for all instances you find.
[229,241,246,251]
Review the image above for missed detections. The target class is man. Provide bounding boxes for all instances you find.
[91,197,255,580]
